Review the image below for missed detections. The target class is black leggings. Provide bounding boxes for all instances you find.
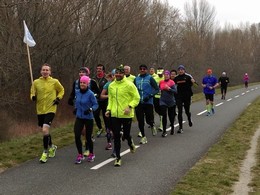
[160,105,176,131]
[135,103,154,137]
[111,117,133,159]
[221,86,227,95]
[94,100,109,130]
[153,97,161,115]
[176,96,191,129]
[74,118,94,155]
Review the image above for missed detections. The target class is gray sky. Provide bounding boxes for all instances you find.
[167,0,260,27]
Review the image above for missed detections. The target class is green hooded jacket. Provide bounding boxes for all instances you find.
[107,77,140,118]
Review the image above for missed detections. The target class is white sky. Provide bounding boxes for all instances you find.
[167,0,260,27]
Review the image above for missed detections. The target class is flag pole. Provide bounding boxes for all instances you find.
[26,43,34,85]
[23,20,36,85]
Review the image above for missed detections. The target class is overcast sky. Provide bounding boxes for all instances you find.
[167,0,260,27]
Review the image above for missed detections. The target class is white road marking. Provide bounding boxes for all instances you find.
[92,86,260,170]
[91,123,183,170]
[241,92,245,95]
[197,110,207,115]
[91,146,140,170]
[215,102,223,107]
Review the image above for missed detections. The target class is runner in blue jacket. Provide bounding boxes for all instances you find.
[202,68,219,116]
[74,76,99,164]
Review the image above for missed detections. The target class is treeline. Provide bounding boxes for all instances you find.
[0,0,259,140]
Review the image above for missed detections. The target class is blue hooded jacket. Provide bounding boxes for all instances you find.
[134,73,159,104]
[75,88,98,119]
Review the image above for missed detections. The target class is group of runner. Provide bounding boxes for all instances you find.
[30,63,233,167]
[67,64,197,166]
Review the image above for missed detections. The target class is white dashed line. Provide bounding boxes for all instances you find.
[215,102,224,107]
[92,86,260,170]
[197,110,207,116]
[91,146,141,170]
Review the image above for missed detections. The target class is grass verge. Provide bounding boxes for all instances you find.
[171,96,260,194]
[0,123,74,172]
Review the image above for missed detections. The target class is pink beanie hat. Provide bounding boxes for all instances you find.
[164,70,170,75]
[80,76,90,84]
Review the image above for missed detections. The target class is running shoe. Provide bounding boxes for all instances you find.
[139,136,148,144]
[87,153,95,162]
[162,132,167,137]
[114,158,122,167]
[151,126,157,136]
[92,135,95,142]
[130,141,136,153]
[105,143,112,150]
[96,129,103,137]
[211,108,215,114]
[170,128,175,135]
[188,118,193,127]
[137,132,142,137]
[48,145,57,158]
[206,112,211,116]
[75,154,84,164]
[83,150,90,157]
[177,129,183,134]
[39,152,48,163]
[158,127,163,132]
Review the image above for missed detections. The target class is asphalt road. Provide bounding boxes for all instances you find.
[0,85,259,195]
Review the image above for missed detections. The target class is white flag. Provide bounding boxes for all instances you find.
[23,20,36,47]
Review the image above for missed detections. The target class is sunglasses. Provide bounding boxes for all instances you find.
[139,68,147,70]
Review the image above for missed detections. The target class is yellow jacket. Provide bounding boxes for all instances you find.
[107,77,140,118]
[30,76,65,114]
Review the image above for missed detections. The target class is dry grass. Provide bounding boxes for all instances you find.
[171,96,260,194]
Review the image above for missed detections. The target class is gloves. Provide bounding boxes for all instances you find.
[32,96,37,101]
[53,98,60,105]
[68,98,74,106]
[84,108,93,115]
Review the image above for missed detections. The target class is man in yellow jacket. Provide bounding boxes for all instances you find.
[30,63,65,163]
[105,65,140,167]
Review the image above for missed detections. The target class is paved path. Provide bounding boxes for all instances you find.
[0,85,259,195]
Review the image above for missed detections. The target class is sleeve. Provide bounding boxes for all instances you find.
[106,85,112,111]
[128,84,140,108]
[91,80,100,97]
[150,77,159,95]
[30,81,36,100]
[169,84,177,94]
[91,93,99,111]
[55,80,65,100]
